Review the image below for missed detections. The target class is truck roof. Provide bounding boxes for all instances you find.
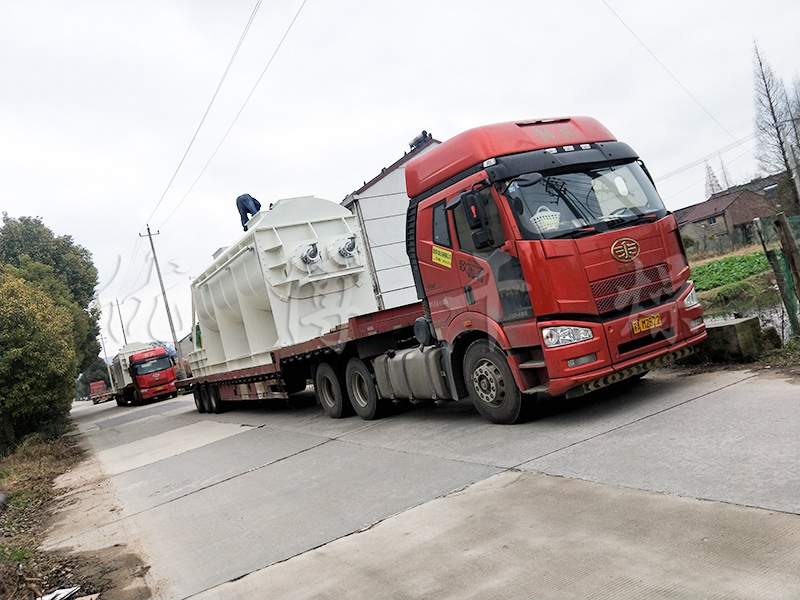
[130,346,168,362]
[404,116,616,199]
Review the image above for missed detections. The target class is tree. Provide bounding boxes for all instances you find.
[752,41,800,215]
[0,271,78,451]
[0,215,100,371]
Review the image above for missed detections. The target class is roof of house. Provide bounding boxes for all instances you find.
[676,191,739,225]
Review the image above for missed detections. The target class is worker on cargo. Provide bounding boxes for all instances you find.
[236,193,261,231]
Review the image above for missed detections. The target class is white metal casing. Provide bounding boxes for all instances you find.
[110,341,154,393]
[189,196,378,376]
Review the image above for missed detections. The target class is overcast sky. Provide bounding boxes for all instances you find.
[2,0,799,357]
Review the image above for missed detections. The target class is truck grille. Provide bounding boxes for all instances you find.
[591,263,672,314]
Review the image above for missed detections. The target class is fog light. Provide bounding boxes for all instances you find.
[567,353,597,368]
[689,317,704,329]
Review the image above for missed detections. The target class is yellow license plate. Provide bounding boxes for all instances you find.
[631,313,662,335]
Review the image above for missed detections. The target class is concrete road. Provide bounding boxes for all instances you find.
[54,367,800,599]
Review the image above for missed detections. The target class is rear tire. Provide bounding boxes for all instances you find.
[464,340,524,424]
[208,385,225,414]
[345,358,382,420]
[315,362,351,419]
[194,386,207,413]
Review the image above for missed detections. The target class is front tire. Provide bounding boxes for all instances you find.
[345,358,381,420]
[464,340,524,424]
[315,362,352,419]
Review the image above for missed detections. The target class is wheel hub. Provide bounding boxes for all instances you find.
[472,360,506,407]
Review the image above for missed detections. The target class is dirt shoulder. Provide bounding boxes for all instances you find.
[0,431,151,600]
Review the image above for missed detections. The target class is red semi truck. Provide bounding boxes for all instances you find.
[182,116,706,424]
[89,380,113,404]
[111,343,179,406]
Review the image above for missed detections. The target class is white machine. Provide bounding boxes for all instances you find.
[189,196,379,376]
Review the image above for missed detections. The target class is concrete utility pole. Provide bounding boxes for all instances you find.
[98,335,114,385]
[140,224,185,376]
[115,298,129,345]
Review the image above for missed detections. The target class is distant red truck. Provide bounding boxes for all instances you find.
[89,380,113,404]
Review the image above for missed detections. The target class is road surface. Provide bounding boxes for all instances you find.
[50,366,800,599]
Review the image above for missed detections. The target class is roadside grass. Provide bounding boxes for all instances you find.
[696,270,781,318]
[761,339,800,367]
[0,433,84,598]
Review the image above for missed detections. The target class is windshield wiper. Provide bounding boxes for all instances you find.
[547,226,597,239]
[601,212,659,230]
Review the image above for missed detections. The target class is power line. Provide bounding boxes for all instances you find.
[144,0,264,226]
[113,2,264,305]
[157,0,309,230]
[655,132,757,181]
[602,1,753,154]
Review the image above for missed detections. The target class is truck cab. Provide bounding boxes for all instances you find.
[127,347,178,403]
[406,117,706,422]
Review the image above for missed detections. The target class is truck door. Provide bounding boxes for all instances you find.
[452,187,533,324]
[416,199,467,331]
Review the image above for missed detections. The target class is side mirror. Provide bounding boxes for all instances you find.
[462,191,488,230]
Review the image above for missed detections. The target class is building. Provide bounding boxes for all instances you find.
[675,173,782,251]
[342,131,440,310]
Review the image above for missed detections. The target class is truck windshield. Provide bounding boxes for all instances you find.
[503,161,667,240]
[132,356,172,375]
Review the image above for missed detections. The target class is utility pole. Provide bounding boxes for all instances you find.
[140,224,184,377]
[115,298,129,345]
[98,335,114,385]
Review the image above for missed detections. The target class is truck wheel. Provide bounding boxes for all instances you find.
[194,386,207,413]
[115,396,126,407]
[464,340,524,424]
[315,362,351,419]
[208,385,225,414]
[345,358,381,420]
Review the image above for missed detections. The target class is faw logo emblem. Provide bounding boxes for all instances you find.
[611,238,640,263]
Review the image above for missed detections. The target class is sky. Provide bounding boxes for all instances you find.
[2,0,799,358]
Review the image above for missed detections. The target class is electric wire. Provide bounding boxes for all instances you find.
[113,1,262,303]
[143,0,263,227]
[655,132,757,181]
[156,0,309,231]
[662,140,759,206]
[602,1,754,157]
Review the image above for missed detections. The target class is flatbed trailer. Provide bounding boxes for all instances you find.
[177,302,423,416]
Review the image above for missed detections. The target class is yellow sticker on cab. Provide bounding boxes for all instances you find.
[432,246,452,268]
[631,313,662,335]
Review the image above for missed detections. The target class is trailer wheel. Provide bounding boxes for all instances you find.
[464,340,524,424]
[194,386,206,413]
[315,362,351,419]
[207,385,225,414]
[345,358,381,420]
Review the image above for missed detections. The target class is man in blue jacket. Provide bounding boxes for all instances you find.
[236,193,261,231]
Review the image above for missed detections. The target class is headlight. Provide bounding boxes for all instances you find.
[683,283,700,309]
[542,326,594,348]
